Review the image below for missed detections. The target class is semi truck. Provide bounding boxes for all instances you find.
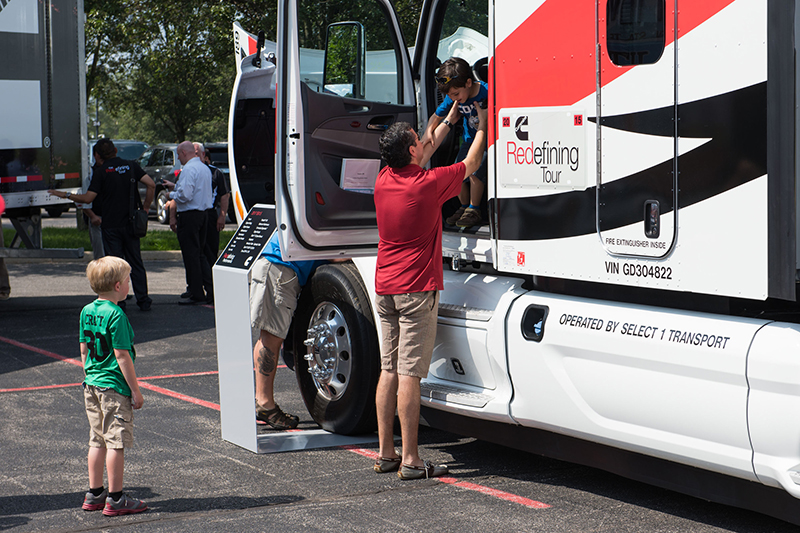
[0,0,87,258]
[228,0,800,524]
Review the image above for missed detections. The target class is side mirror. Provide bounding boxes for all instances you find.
[252,30,265,68]
[323,22,365,99]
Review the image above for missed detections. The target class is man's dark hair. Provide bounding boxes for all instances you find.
[379,122,416,168]
[436,57,475,94]
[93,138,117,160]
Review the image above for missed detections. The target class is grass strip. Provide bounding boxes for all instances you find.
[3,227,235,252]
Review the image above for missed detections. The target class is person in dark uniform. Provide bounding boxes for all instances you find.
[80,144,105,258]
[195,143,229,270]
[50,139,155,311]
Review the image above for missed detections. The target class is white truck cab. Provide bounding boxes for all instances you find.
[228,0,800,524]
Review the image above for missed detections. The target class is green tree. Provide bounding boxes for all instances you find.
[84,0,428,144]
[85,0,240,143]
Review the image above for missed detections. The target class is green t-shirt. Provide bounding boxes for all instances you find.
[79,298,136,397]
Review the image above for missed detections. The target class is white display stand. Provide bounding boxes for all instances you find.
[213,204,379,453]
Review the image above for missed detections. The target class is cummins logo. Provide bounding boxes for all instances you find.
[514,116,529,141]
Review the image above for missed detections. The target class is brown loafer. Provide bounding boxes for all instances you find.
[397,460,448,480]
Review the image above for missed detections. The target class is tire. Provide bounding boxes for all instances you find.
[156,189,170,224]
[46,206,67,217]
[293,263,379,435]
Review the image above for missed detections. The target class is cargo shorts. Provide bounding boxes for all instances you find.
[250,257,300,339]
[376,291,439,379]
[83,384,134,449]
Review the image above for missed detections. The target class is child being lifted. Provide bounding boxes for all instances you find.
[422,57,488,228]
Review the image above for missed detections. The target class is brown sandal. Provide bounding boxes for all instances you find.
[397,460,448,480]
[255,403,299,430]
[373,456,401,473]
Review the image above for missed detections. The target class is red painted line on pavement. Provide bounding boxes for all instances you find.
[438,476,550,509]
[0,371,220,393]
[0,382,81,393]
[139,370,219,380]
[138,381,221,411]
[0,335,83,366]
[338,446,547,509]
[339,445,379,460]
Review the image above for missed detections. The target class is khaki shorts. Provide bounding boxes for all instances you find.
[84,384,134,449]
[376,291,439,379]
[250,257,300,339]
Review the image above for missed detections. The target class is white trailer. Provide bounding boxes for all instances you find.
[0,0,87,258]
[229,0,800,524]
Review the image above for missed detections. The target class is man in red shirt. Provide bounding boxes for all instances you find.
[373,102,487,479]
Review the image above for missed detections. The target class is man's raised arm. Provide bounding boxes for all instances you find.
[462,101,487,178]
[419,102,460,168]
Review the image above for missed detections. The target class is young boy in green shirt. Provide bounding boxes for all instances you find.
[79,256,147,516]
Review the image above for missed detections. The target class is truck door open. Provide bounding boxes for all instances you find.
[275,0,417,260]
[597,0,677,258]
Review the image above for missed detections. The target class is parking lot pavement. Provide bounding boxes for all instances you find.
[2,260,800,532]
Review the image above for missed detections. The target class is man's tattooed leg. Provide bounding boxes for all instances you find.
[257,345,277,376]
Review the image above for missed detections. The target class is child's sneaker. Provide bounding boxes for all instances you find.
[102,493,148,516]
[445,206,467,226]
[81,489,107,511]
[456,207,481,228]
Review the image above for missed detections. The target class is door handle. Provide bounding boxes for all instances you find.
[367,116,394,131]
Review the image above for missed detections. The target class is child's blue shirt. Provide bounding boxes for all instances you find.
[260,232,325,287]
[435,81,489,144]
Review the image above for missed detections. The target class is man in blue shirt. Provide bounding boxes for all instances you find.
[163,141,213,305]
[249,232,325,429]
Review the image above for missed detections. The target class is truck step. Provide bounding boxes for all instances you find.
[438,302,494,321]
[420,381,493,408]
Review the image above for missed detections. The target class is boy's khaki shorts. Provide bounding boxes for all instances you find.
[376,291,439,379]
[84,384,134,449]
[250,257,300,339]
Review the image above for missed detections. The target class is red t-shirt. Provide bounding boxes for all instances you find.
[374,162,465,295]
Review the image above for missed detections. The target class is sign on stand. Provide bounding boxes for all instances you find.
[213,205,277,452]
[213,204,379,453]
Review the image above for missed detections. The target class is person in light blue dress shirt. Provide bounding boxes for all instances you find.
[163,141,213,305]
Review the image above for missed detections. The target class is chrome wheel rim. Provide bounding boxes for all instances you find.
[156,191,168,223]
[304,302,352,401]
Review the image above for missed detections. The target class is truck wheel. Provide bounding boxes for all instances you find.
[293,263,379,435]
[46,206,67,217]
[156,190,170,224]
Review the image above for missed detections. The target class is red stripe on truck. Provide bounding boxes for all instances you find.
[493,0,736,110]
[0,175,43,183]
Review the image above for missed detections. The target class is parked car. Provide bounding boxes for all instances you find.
[137,143,180,223]
[111,139,149,162]
[88,139,149,166]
